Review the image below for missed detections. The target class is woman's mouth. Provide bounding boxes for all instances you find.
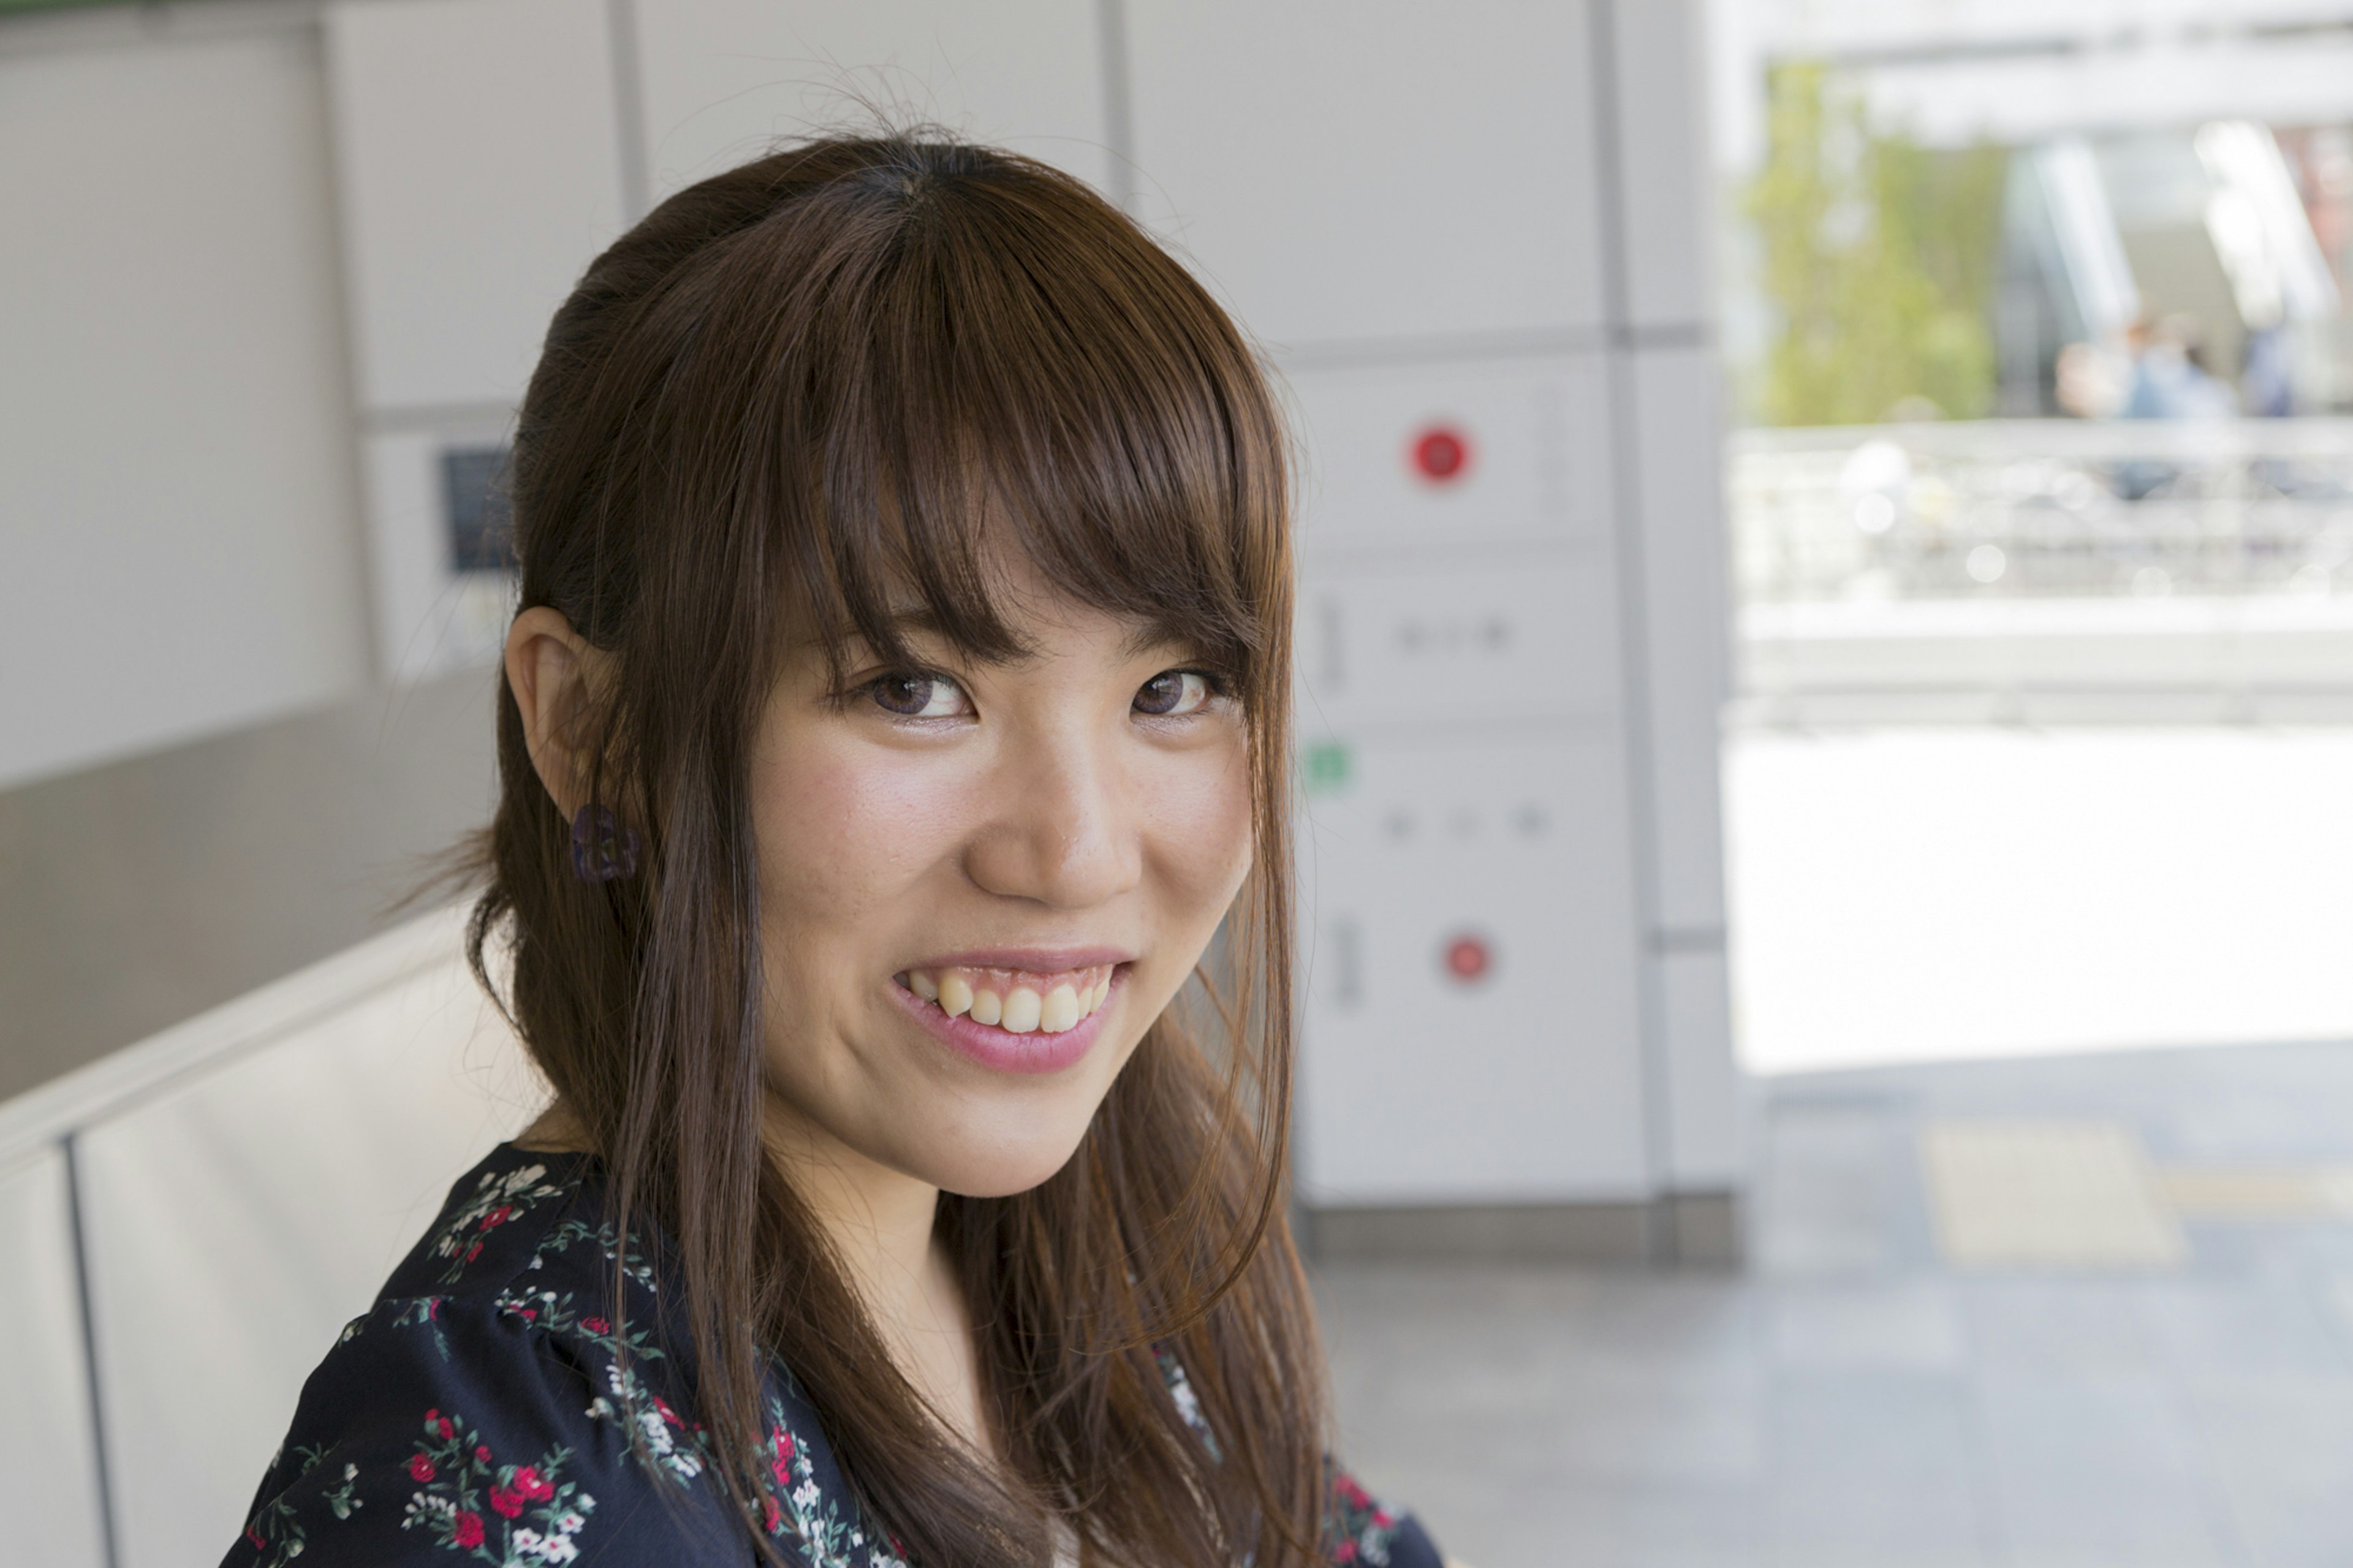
[889,961,1123,1074]
[895,963,1115,1035]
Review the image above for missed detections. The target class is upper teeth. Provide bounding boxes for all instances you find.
[898,964,1115,1035]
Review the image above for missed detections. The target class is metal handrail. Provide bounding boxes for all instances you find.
[1731,417,2353,607]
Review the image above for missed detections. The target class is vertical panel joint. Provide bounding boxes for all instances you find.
[63,1134,120,1568]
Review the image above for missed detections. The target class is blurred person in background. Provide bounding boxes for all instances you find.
[2121,313,2235,420]
[2056,313,2235,501]
[2240,323,2297,417]
[219,134,1453,1568]
[2056,313,2235,422]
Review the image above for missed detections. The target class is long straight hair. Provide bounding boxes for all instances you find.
[463,134,1323,1566]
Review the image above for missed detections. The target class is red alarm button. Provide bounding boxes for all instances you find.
[1442,933,1493,983]
[1411,424,1472,483]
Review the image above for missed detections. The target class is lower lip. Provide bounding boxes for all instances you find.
[888,973,1118,1076]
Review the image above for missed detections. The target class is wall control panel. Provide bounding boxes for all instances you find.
[1289,355,1656,1205]
[1297,730,1646,1200]
[1298,556,1624,732]
[1288,357,1615,559]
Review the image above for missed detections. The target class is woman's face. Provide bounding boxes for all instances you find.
[748,566,1255,1199]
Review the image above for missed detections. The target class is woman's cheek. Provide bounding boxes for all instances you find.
[1148,737,1254,908]
[757,742,971,907]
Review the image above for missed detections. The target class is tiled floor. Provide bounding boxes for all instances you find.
[1314,1040,2353,1567]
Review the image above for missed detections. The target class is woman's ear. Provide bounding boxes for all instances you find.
[505,606,605,817]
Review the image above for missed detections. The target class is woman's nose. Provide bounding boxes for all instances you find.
[962,728,1142,910]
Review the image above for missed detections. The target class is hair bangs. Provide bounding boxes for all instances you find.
[781,159,1287,697]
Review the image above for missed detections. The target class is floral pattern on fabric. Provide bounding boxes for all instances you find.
[1324,1469,1410,1566]
[398,1406,595,1564]
[584,1355,709,1484]
[221,1143,1444,1568]
[428,1163,569,1284]
[752,1393,906,1568]
[240,1444,358,1566]
[1153,1346,1223,1460]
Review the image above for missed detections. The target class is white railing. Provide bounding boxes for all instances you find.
[0,907,534,1568]
[1732,417,2353,605]
[1729,419,2353,722]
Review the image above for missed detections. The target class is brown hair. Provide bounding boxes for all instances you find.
[464,133,1322,1565]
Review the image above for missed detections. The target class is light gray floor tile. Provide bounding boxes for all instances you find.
[1960,1278,2162,1381]
[1547,1366,1764,1483]
[2190,1382,2353,1492]
[1765,1469,1995,1566]
[2224,1498,2353,1568]
[1754,1097,1922,1276]
[1974,1374,2208,1482]
[1368,1471,1763,1568]
[1979,1379,2244,1566]
[1992,1472,2245,1566]
[1542,1276,1762,1379]
[2190,1382,2353,1568]
[1509,1474,1760,1568]
[1333,1358,1572,1481]
[1768,1369,1984,1485]
[2142,1281,2353,1387]
[1767,1277,1966,1371]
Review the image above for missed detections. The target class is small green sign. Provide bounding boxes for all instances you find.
[1302,740,1352,797]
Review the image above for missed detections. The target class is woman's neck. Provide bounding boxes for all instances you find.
[756,1098,991,1460]
[758,1094,942,1309]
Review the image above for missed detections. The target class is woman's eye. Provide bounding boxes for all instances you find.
[1134,670,1213,717]
[868,673,969,719]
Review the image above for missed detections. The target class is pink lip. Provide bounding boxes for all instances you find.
[904,945,1136,971]
[887,968,1123,1077]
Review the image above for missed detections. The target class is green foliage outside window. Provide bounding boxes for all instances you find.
[1745,61,2010,427]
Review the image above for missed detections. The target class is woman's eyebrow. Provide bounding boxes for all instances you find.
[858,606,1039,668]
[1118,620,1200,662]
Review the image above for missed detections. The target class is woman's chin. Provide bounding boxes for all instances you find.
[914,1127,1093,1200]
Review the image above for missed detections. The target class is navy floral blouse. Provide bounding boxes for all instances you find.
[223,1143,1443,1567]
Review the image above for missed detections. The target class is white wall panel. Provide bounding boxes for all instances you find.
[0,1149,108,1568]
[362,426,517,681]
[0,27,370,790]
[1631,346,1732,931]
[77,936,535,1568]
[1298,733,1646,1201]
[1656,948,1740,1186]
[326,0,629,413]
[1298,558,1623,733]
[1127,0,1606,348]
[635,0,1111,200]
[1288,355,1615,558]
[1607,0,1715,331]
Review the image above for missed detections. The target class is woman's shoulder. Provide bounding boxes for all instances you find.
[1325,1466,1447,1568]
[373,1142,623,1306]
[227,1146,1442,1568]
[221,1144,771,1567]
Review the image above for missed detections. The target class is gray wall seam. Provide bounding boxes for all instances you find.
[1585,0,1677,1228]
[605,0,652,224]
[64,1134,120,1568]
[1094,0,1136,214]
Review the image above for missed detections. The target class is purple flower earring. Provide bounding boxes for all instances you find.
[569,803,640,882]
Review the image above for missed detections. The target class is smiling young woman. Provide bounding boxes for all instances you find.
[222,135,1449,1568]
